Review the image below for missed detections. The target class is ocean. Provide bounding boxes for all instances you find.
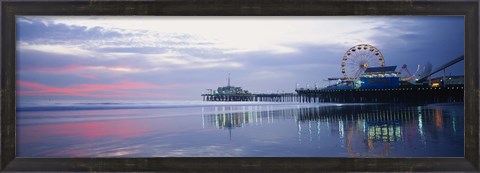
[16,101,464,157]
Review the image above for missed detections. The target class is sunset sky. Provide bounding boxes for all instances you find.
[16,16,464,101]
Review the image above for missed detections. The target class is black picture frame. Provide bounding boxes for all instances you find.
[1,0,479,172]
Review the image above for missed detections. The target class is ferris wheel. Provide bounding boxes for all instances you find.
[341,44,385,79]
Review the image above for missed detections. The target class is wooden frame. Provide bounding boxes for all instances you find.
[2,0,479,172]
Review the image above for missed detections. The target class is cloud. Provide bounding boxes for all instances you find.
[17,16,124,42]
[15,16,464,100]
[248,70,294,80]
[145,51,243,71]
[19,16,390,55]
[17,59,143,74]
[77,74,98,80]
[17,80,179,98]
[18,43,96,58]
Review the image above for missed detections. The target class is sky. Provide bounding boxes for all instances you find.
[16,16,464,101]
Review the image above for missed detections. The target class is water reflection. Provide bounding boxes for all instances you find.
[17,103,463,157]
[202,104,464,157]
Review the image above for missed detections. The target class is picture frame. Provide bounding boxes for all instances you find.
[1,0,479,172]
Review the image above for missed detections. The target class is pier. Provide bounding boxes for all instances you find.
[202,85,463,104]
[295,85,463,104]
[202,93,298,102]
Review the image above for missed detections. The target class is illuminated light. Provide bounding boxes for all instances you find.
[339,120,344,139]
[418,113,425,142]
[435,108,443,129]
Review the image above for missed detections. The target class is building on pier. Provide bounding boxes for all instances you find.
[359,66,400,89]
[202,74,255,101]
[323,66,401,90]
[202,74,300,102]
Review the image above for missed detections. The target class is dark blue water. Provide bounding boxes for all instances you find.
[16,102,464,157]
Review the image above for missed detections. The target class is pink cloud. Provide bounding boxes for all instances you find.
[17,80,52,89]
[21,65,141,73]
[17,80,179,98]
[77,74,98,80]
